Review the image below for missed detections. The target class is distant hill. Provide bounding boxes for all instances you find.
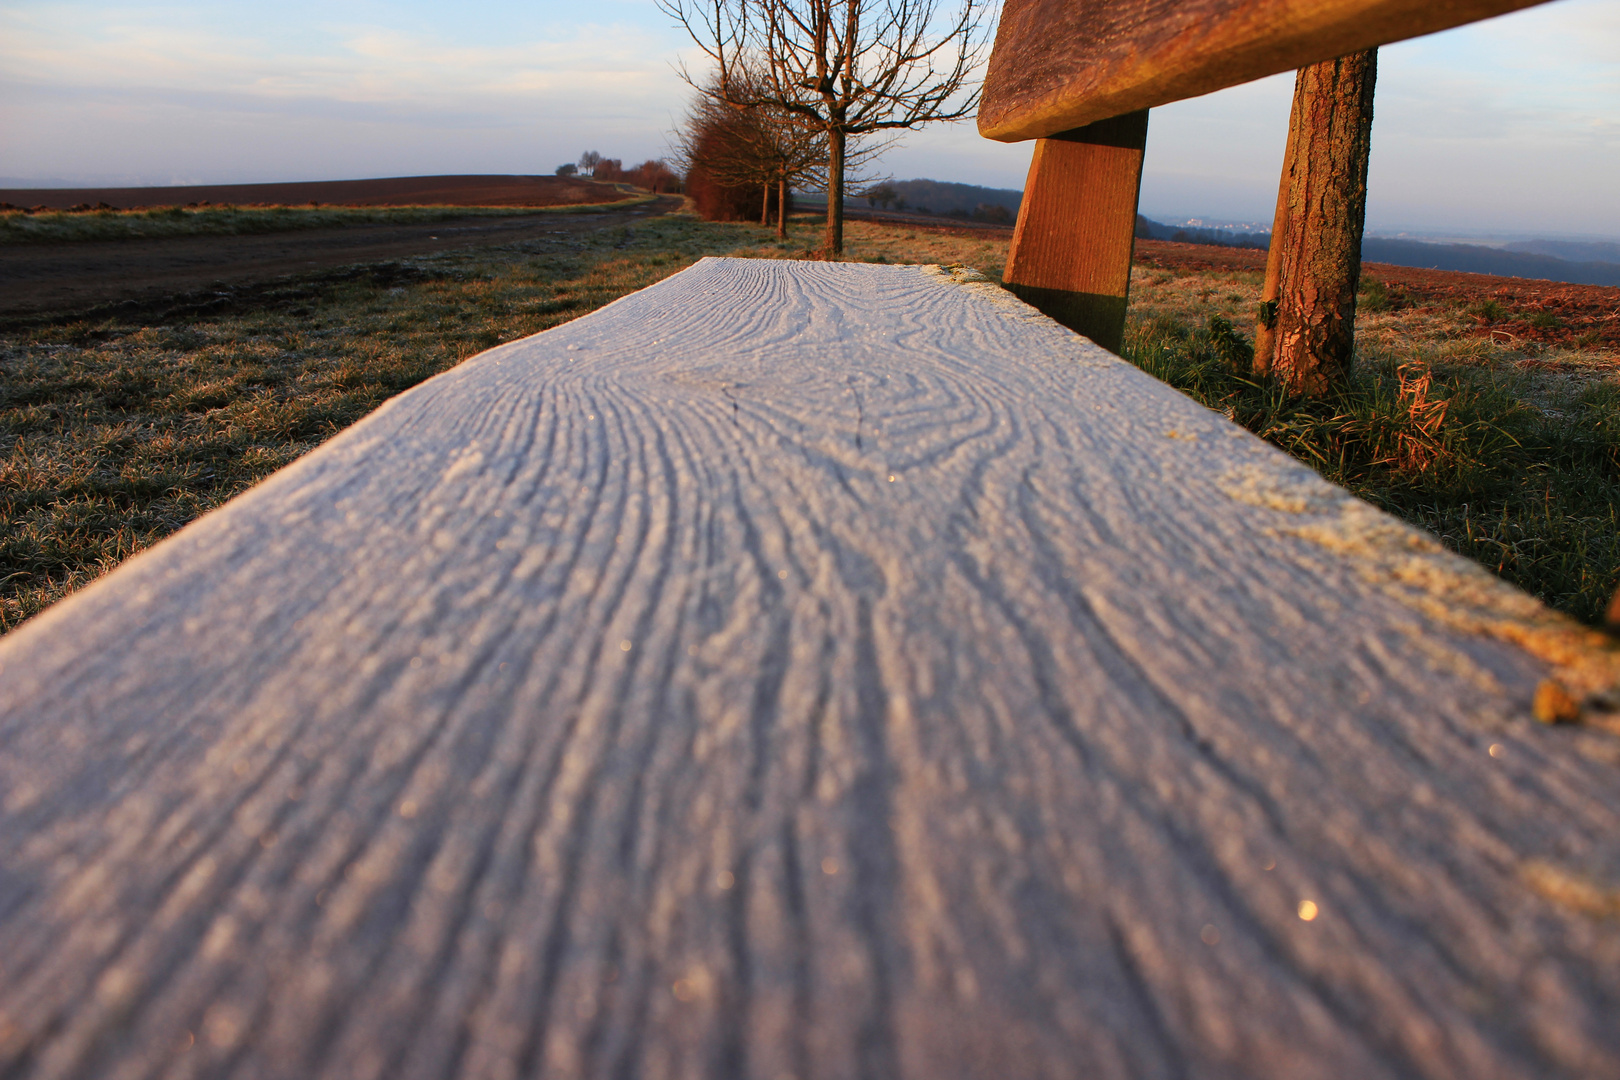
[1502,238,1620,266]
[1132,214,1620,288]
[839,189,1620,289]
[1135,216,1268,249]
[857,179,1022,223]
[1360,238,1620,287]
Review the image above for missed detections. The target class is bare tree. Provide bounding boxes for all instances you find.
[578,150,603,176]
[1254,50,1378,394]
[661,0,987,256]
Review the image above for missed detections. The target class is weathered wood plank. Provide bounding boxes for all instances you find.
[1002,111,1149,352]
[979,0,1555,142]
[2,259,1620,1079]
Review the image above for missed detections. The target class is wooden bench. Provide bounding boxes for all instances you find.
[984,0,1558,352]
[4,257,1620,1078]
[7,1,1620,1074]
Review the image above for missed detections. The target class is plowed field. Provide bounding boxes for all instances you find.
[0,174,625,211]
[0,193,682,319]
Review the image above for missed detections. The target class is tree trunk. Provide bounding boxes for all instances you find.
[1265,50,1378,393]
[762,183,771,226]
[1265,49,1378,394]
[777,176,788,238]
[1252,99,1301,376]
[825,124,846,257]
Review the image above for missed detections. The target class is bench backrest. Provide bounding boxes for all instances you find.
[980,0,1557,142]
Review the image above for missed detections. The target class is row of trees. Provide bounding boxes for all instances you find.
[673,78,822,233]
[556,153,682,194]
[560,153,680,191]
[671,72,895,234]
[538,0,989,253]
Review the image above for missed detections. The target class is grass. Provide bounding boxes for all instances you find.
[0,196,657,245]
[1126,266,1620,624]
[0,212,797,629]
[4,209,1619,631]
[831,223,1008,282]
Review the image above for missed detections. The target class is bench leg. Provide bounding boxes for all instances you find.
[1003,109,1149,354]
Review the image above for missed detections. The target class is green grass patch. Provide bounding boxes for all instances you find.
[1528,311,1563,331]
[0,196,657,245]
[1123,312,1620,624]
[1358,277,1392,313]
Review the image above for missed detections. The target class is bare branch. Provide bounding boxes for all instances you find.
[664,0,990,255]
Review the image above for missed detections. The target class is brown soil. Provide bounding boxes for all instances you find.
[1131,239,1269,274]
[843,205,1016,240]
[0,195,685,321]
[0,174,628,212]
[1134,239,1620,350]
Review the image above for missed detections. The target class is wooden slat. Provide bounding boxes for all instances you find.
[3,259,1620,1079]
[1002,111,1149,352]
[979,0,1555,142]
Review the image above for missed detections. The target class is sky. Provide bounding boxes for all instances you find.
[1,0,1615,239]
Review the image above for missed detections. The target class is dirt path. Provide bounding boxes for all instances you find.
[0,195,684,319]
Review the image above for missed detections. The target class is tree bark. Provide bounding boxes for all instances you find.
[778,176,789,238]
[825,123,846,257]
[1252,95,1301,376]
[762,183,771,226]
[1266,49,1377,394]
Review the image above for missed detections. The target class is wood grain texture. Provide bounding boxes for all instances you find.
[979,0,1555,142]
[2,259,1620,1080]
[1003,112,1149,353]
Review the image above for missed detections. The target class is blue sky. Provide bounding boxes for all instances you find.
[2,0,1615,237]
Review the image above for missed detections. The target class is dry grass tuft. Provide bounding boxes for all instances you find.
[1391,364,1449,472]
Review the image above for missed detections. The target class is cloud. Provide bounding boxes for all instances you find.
[0,3,695,183]
[1,9,681,110]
